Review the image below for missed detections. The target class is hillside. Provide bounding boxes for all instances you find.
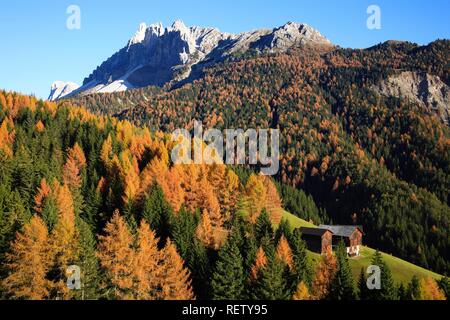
[281,211,442,284]
[68,40,450,274]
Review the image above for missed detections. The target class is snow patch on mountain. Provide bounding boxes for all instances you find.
[48,81,80,101]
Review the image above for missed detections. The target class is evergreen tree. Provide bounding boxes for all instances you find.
[397,283,408,300]
[407,275,421,300]
[171,208,211,300]
[366,251,397,300]
[254,209,273,243]
[290,229,313,287]
[74,218,101,300]
[357,268,369,300]
[275,219,293,244]
[141,182,173,244]
[251,254,290,300]
[437,276,449,300]
[211,232,245,300]
[329,241,356,300]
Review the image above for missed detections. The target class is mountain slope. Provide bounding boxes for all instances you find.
[67,40,450,274]
[281,211,442,284]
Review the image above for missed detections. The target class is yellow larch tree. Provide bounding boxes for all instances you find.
[245,174,267,223]
[293,281,311,300]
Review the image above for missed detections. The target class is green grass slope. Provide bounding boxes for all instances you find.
[281,211,442,284]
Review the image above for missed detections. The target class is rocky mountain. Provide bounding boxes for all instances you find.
[53,20,332,99]
[48,81,79,101]
[374,71,450,124]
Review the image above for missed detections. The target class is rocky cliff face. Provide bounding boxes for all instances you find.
[374,71,450,124]
[58,20,332,98]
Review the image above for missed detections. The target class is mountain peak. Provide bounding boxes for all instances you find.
[171,19,188,31]
[65,20,333,98]
[128,22,147,46]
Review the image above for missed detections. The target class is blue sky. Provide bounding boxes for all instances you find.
[0,0,449,99]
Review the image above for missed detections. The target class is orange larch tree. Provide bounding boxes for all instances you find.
[250,247,268,281]
[2,216,51,300]
[276,235,294,271]
[133,221,162,300]
[49,183,79,299]
[97,210,136,299]
[159,239,195,300]
[311,252,337,300]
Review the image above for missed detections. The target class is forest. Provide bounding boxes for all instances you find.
[0,91,447,300]
[68,40,450,275]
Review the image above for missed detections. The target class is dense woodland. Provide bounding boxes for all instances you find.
[0,91,447,300]
[69,40,450,275]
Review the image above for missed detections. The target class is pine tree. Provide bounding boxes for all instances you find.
[97,211,135,299]
[407,275,421,300]
[275,219,293,244]
[291,229,313,287]
[329,241,356,300]
[358,268,369,300]
[251,254,289,300]
[366,250,397,300]
[2,216,51,300]
[171,208,211,300]
[159,239,195,300]
[211,233,245,300]
[74,218,101,300]
[254,209,273,243]
[397,283,407,300]
[133,221,162,300]
[141,182,173,244]
[437,276,449,300]
[292,281,311,300]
